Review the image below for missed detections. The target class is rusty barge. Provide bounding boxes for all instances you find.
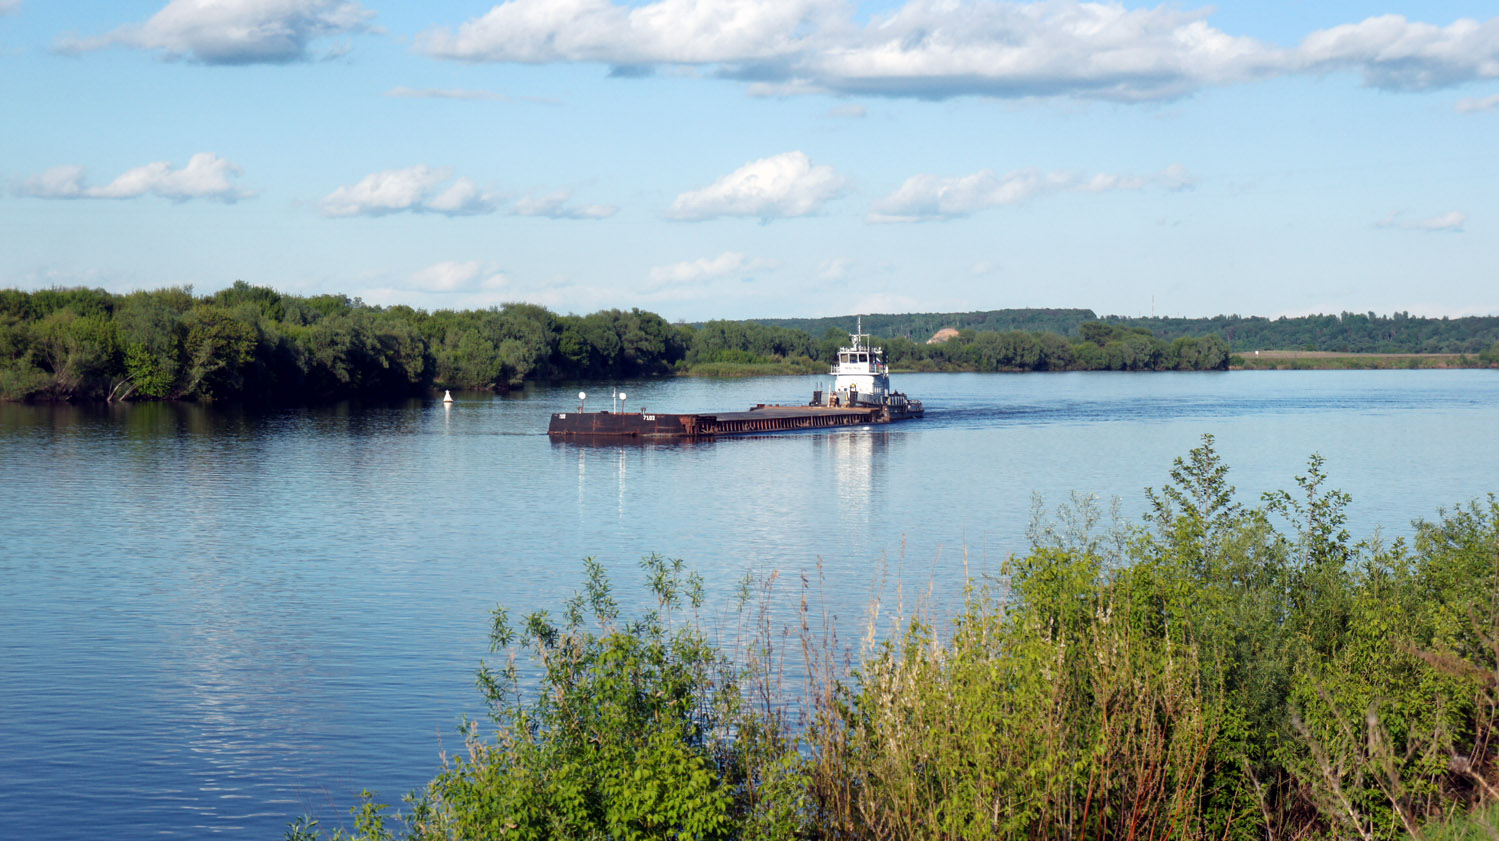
[548,321,924,440]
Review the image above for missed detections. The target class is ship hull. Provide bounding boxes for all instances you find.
[547,404,917,439]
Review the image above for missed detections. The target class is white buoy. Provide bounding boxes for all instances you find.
[442,390,454,403]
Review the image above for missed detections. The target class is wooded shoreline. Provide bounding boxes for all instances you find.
[3,283,1495,404]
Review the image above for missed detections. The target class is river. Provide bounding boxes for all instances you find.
[1,369,1496,839]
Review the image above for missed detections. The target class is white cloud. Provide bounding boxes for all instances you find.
[1456,92,1499,112]
[417,0,833,65]
[18,153,251,202]
[56,0,376,64]
[806,0,1279,101]
[0,1,21,17]
[417,1,1499,101]
[1376,210,1466,232]
[647,251,777,288]
[1080,172,1146,192]
[427,178,495,215]
[818,256,854,280]
[19,165,88,198]
[320,166,500,217]
[410,260,509,292]
[512,191,618,219]
[826,104,866,118]
[668,151,848,221]
[870,168,1064,222]
[320,170,614,219]
[1297,15,1499,91]
[1157,162,1196,191]
[870,163,1191,222]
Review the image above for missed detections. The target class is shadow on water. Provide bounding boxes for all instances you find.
[549,435,714,451]
[0,397,454,441]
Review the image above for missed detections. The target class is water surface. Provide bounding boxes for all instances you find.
[2,370,1496,839]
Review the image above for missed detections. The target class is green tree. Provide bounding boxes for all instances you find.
[406,557,741,841]
[179,305,257,399]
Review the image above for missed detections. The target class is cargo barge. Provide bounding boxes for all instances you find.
[548,322,923,440]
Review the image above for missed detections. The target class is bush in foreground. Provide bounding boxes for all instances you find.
[289,438,1499,840]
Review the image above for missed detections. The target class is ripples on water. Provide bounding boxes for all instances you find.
[2,370,1496,839]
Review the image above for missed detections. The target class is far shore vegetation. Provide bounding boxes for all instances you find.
[284,437,1499,841]
[2,283,1496,404]
[1232,350,1493,371]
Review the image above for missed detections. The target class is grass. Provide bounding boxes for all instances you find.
[1232,350,1488,370]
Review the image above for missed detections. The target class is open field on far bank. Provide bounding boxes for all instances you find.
[1233,349,1494,370]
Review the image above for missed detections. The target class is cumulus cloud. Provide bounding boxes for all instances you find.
[409,260,509,292]
[56,0,376,64]
[668,151,848,221]
[807,0,1280,101]
[1296,15,1499,91]
[1376,210,1466,232]
[320,168,616,219]
[18,153,252,202]
[512,191,617,219]
[417,0,833,66]
[870,168,1064,222]
[647,251,777,288]
[416,1,1499,102]
[320,166,499,217]
[1156,162,1196,190]
[870,163,1189,222]
[1456,92,1499,112]
[818,256,854,280]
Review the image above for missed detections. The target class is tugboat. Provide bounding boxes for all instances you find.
[547,319,924,439]
[810,318,924,421]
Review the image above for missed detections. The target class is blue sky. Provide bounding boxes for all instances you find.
[2,0,1496,321]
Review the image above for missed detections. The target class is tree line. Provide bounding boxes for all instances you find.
[879,320,1230,372]
[758,308,1499,355]
[0,283,1234,403]
[285,438,1499,841]
[0,283,688,402]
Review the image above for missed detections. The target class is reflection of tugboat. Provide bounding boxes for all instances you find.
[810,319,924,421]
[547,318,923,439]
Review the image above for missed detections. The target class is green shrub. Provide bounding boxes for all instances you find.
[286,447,1499,841]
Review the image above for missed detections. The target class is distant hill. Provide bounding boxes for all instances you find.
[1096,312,1499,354]
[749,309,1098,341]
[748,309,1499,355]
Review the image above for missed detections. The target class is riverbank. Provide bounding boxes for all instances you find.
[1232,349,1493,370]
[285,438,1499,841]
[679,353,1499,378]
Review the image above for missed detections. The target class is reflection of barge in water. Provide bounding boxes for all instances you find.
[547,321,923,440]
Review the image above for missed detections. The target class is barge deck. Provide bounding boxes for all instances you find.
[548,404,884,439]
[546,319,924,441]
